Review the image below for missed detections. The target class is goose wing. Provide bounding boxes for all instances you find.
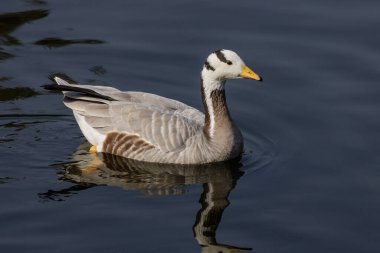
[46,77,204,152]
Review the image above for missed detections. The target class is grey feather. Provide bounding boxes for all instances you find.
[51,74,244,164]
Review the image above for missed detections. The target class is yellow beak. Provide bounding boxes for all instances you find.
[240,65,262,81]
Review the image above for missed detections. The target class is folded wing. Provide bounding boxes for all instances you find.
[47,77,204,152]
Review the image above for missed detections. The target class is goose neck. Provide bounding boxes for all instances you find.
[201,77,231,138]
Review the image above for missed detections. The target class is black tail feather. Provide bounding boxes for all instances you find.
[42,83,116,101]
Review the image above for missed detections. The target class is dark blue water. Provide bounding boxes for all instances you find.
[1,0,380,252]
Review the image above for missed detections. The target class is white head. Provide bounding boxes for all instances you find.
[199,50,262,137]
[201,49,262,83]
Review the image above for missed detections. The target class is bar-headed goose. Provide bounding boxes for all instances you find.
[44,49,262,164]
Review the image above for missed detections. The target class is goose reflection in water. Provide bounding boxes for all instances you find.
[41,142,252,252]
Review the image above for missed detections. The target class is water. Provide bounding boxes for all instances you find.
[1,0,380,252]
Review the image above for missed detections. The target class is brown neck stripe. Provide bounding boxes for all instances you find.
[201,78,229,138]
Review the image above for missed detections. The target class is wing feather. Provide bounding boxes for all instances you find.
[52,77,204,152]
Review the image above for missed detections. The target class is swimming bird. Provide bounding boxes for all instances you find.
[44,49,262,164]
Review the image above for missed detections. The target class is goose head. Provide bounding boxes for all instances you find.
[201,49,262,83]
